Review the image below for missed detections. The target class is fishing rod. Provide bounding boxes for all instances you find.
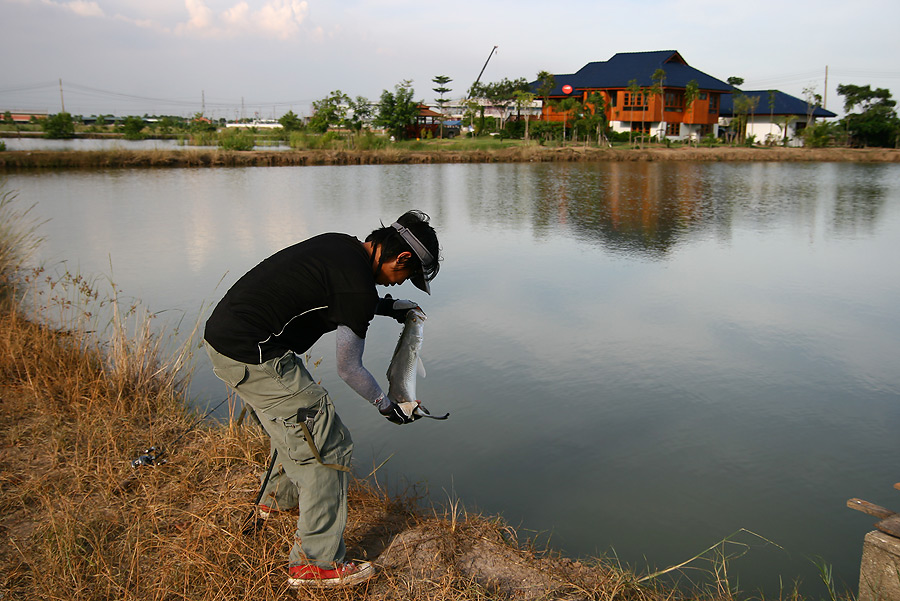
[130,396,230,468]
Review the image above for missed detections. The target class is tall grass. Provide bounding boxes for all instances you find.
[0,180,44,307]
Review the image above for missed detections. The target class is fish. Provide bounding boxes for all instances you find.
[386,308,449,421]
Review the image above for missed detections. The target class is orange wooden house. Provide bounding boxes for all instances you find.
[531,50,733,140]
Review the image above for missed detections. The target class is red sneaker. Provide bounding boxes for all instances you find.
[287,561,374,588]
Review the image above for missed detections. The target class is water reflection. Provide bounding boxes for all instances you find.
[5,161,900,598]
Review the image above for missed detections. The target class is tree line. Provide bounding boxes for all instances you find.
[6,73,898,148]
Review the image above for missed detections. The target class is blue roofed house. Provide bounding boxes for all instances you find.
[530,50,734,141]
[719,90,837,147]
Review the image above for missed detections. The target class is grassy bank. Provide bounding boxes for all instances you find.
[1,143,899,171]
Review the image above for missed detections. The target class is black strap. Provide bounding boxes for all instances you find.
[297,408,351,473]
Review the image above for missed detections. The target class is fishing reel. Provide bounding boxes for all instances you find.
[131,446,166,468]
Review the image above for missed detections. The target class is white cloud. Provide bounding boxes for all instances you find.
[222,1,250,24]
[254,0,308,39]
[41,0,105,17]
[171,0,309,39]
[181,0,214,31]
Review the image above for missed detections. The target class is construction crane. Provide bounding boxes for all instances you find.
[466,45,498,100]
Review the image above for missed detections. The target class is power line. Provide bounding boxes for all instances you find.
[0,79,317,115]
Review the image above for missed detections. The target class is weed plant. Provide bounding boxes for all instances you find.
[217,128,256,151]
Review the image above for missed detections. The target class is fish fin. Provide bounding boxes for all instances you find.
[417,356,426,378]
[415,404,449,420]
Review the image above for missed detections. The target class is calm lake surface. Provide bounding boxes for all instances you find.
[6,161,900,596]
[2,136,289,151]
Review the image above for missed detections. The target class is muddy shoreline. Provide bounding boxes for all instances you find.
[2,145,899,171]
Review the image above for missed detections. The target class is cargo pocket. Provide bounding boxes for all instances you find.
[213,363,249,389]
[273,399,326,465]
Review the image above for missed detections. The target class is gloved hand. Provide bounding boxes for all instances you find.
[378,397,423,425]
[375,294,420,323]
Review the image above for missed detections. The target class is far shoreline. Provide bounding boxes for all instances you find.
[2,145,899,171]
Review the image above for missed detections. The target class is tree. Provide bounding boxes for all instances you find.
[837,83,900,148]
[121,116,146,140]
[279,110,304,132]
[158,116,177,135]
[432,75,452,138]
[470,77,530,132]
[42,112,75,139]
[731,94,752,145]
[309,90,351,133]
[802,85,823,129]
[650,68,666,141]
[555,96,581,142]
[375,80,419,140]
[746,94,760,145]
[727,76,744,88]
[583,91,608,145]
[766,90,778,145]
[683,79,699,144]
[627,79,642,147]
[346,96,372,132]
[513,90,536,141]
[774,114,797,146]
[535,70,555,122]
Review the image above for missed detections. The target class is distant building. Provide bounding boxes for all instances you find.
[2,110,48,124]
[530,50,733,141]
[718,90,837,147]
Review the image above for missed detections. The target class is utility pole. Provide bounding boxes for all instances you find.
[59,78,65,113]
[201,90,206,116]
[823,66,829,109]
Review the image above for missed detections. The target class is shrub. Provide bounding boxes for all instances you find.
[502,120,526,140]
[121,116,147,141]
[217,128,256,151]
[352,131,389,150]
[801,122,835,148]
[43,112,75,139]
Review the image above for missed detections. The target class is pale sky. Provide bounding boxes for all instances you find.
[3,0,899,120]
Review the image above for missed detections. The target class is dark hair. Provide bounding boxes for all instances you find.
[366,210,441,283]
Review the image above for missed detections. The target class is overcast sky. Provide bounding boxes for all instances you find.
[3,0,899,120]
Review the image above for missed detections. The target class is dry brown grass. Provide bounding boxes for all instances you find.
[1,145,899,172]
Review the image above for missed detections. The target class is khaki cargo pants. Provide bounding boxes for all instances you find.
[206,342,353,568]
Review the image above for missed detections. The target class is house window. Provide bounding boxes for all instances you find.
[699,124,713,136]
[708,93,719,113]
[623,92,647,109]
[665,122,680,136]
[630,122,651,134]
[664,92,684,112]
[699,92,708,100]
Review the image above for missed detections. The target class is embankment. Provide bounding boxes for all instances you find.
[2,145,899,171]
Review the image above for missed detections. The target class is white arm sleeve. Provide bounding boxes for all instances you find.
[335,325,384,404]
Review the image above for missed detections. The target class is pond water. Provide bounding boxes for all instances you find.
[1,136,289,151]
[5,161,900,597]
